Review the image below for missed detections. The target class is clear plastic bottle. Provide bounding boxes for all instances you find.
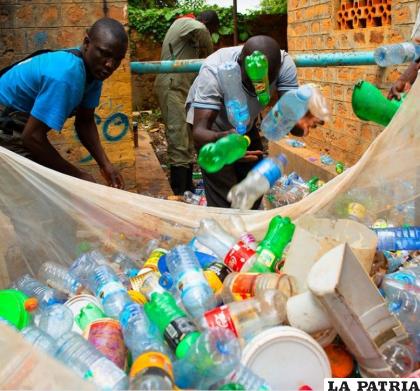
[195,218,237,260]
[166,245,217,319]
[222,363,271,390]
[173,328,241,390]
[228,154,288,210]
[229,215,257,250]
[55,332,128,390]
[21,326,59,356]
[91,265,132,318]
[14,274,67,309]
[119,302,168,360]
[217,61,250,134]
[68,250,103,286]
[381,341,415,377]
[202,289,287,341]
[38,262,82,296]
[373,226,420,252]
[38,304,74,339]
[129,351,174,390]
[144,292,201,359]
[374,42,420,67]
[130,270,166,301]
[383,265,420,287]
[111,252,140,278]
[261,85,313,141]
[221,272,297,303]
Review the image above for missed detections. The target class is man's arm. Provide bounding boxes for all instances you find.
[74,107,124,189]
[388,62,420,100]
[192,108,230,149]
[22,115,95,182]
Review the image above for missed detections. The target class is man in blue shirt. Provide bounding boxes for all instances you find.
[0,17,128,188]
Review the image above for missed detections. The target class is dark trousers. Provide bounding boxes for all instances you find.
[201,126,264,209]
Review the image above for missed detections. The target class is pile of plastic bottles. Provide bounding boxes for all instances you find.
[1,215,419,390]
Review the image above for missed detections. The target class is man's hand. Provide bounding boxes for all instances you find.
[100,163,125,189]
[292,112,324,137]
[78,170,97,183]
[387,79,411,101]
[237,150,263,163]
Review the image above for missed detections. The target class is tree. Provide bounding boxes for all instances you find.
[260,0,287,14]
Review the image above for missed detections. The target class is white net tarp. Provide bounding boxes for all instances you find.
[0,77,419,287]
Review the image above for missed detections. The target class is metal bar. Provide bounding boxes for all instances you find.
[130,51,378,75]
[233,0,238,46]
[294,51,376,67]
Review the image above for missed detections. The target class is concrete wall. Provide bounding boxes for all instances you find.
[0,0,136,190]
[288,0,418,165]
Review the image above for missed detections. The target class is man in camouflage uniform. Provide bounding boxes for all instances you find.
[154,11,219,195]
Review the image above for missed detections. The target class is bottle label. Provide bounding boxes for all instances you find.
[204,305,238,337]
[253,81,266,94]
[143,248,167,272]
[85,318,126,370]
[96,281,125,301]
[130,271,164,299]
[253,158,282,187]
[347,202,366,221]
[88,357,127,389]
[231,273,259,300]
[164,317,197,351]
[256,249,276,269]
[130,351,174,381]
[206,262,232,282]
[224,240,256,272]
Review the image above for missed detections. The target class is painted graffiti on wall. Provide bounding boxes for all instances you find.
[79,98,130,163]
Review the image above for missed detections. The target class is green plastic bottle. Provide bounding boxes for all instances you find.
[245,51,270,106]
[198,134,251,173]
[249,216,295,273]
[307,176,324,193]
[144,292,201,359]
[352,80,404,127]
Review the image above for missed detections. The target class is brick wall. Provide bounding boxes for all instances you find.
[288,0,418,165]
[0,0,136,190]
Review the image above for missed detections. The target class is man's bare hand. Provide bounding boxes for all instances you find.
[293,112,324,137]
[237,150,263,163]
[387,79,411,101]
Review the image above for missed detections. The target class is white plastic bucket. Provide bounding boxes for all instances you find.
[242,326,331,391]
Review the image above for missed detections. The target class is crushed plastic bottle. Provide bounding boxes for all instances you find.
[228,154,287,210]
[38,304,74,339]
[166,245,217,319]
[13,274,67,309]
[373,226,420,252]
[198,134,251,173]
[38,262,82,296]
[217,61,250,134]
[55,331,128,390]
[374,42,420,66]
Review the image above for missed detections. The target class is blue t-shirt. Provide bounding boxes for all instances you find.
[0,51,102,131]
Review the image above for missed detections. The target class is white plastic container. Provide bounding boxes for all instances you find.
[307,243,409,378]
[241,326,331,390]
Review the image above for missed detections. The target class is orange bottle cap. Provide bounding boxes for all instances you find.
[24,298,38,312]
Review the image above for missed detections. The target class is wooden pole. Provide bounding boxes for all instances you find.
[233,0,238,45]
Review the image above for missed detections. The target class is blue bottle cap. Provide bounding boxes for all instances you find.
[236,124,247,135]
[157,254,168,274]
[159,273,173,290]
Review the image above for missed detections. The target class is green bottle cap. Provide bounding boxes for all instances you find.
[335,162,345,174]
[219,383,246,390]
[75,303,106,331]
[77,241,91,256]
[0,289,33,330]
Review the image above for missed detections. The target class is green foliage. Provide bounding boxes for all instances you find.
[128,2,286,43]
[260,0,287,14]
